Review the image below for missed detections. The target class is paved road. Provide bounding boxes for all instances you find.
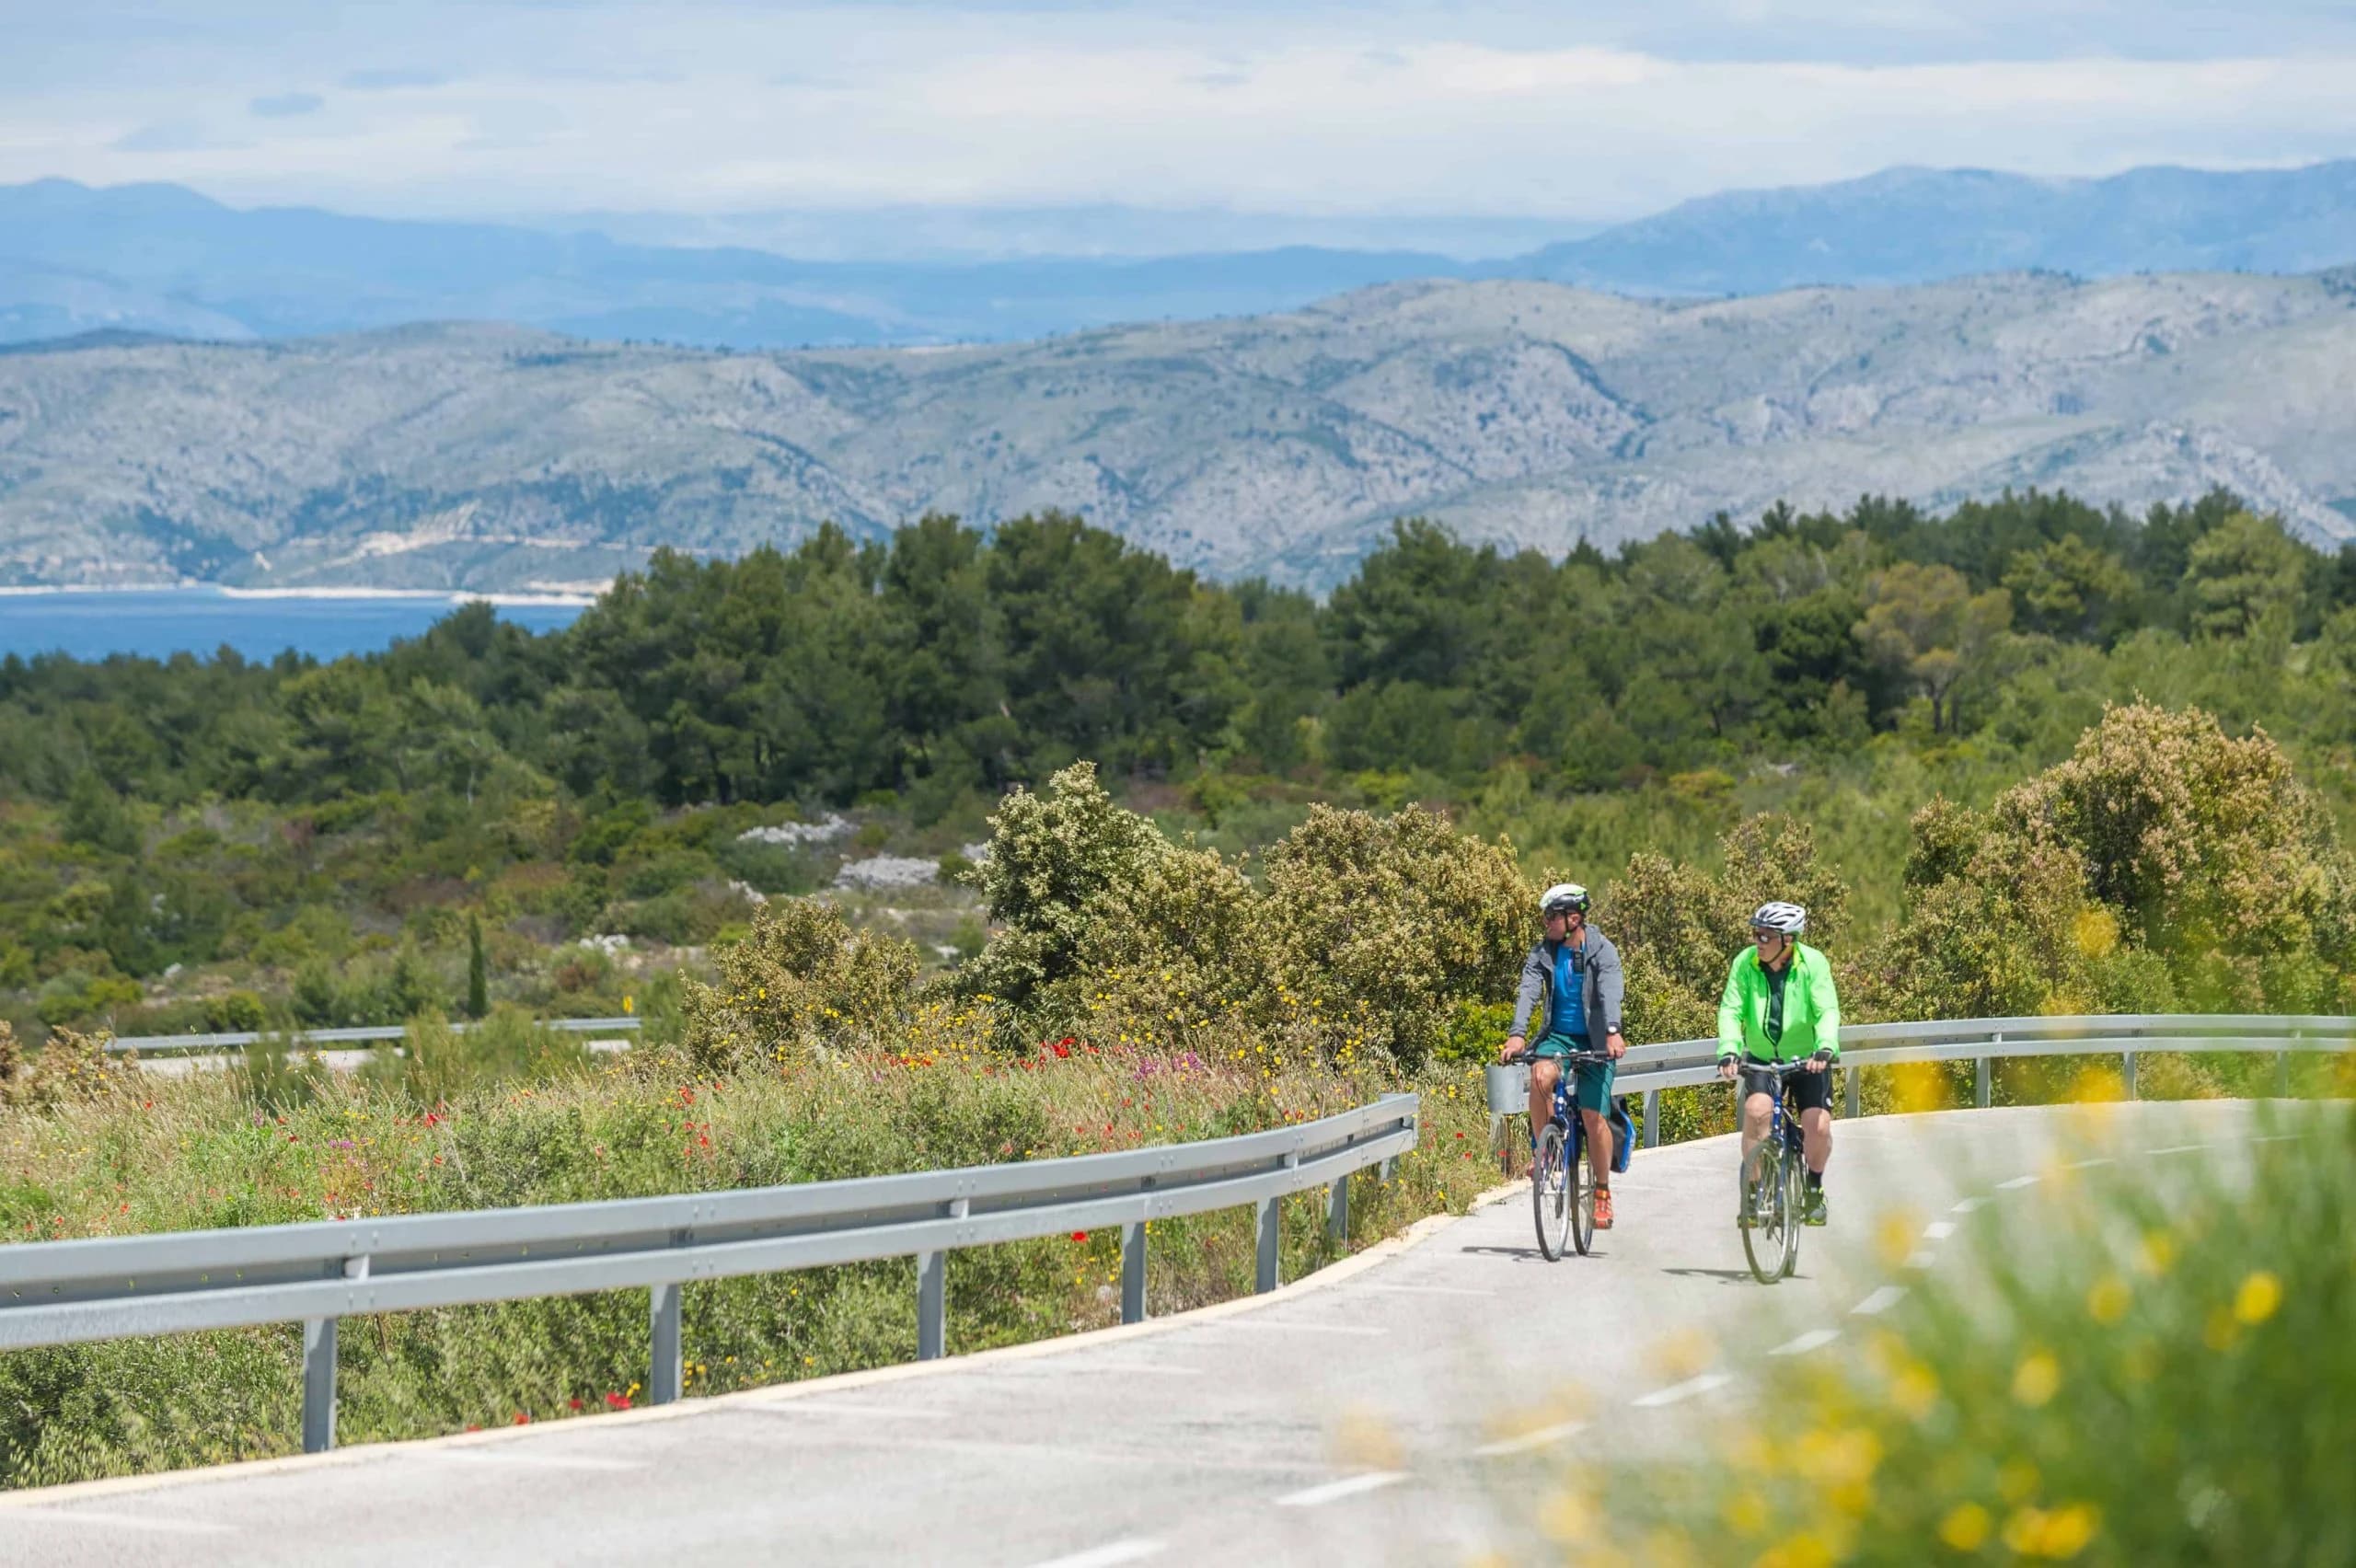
[2,1101,2262,1566]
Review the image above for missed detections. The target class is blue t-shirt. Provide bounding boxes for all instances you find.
[1550,940,1588,1039]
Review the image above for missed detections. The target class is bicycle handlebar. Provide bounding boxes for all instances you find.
[1724,1053,1833,1078]
[1506,1048,1615,1066]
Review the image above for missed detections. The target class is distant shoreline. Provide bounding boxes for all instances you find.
[0,583,605,607]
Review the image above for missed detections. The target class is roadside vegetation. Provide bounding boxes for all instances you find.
[1538,1094,2356,1565]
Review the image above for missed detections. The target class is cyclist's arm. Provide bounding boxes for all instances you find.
[1507,946,1546,1043]
[1715,952,1746,1063]
[1594,940,1625,1039]
[1811,953,1842,1060]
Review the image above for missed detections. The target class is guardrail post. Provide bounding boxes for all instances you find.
[2277,1045,2292,1100]
[1121,1220,1148,1324]
[302,1316,338,1453]
[1975,1055,1992,1110]
[1643,1090,1659,1148]
[1843,1066,1860,1120]
[916,1251,946,1361]
[1254,1196,1280,1293]
[2122,1051,2139,1101]
[1258,1152,1297,1296]
[1326,1173,1349,1242]
[650,1283,683,1403]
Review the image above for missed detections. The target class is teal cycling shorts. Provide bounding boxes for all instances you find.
[1530,1031,1614,1113]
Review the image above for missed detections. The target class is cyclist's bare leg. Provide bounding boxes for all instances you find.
[1801,1106,1832,1176]
[1579,1106,1612,1186]
[1528,1058,1561,1140]
[1739,1090,1774,1181]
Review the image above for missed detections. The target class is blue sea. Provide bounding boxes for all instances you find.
[0,589,591,663]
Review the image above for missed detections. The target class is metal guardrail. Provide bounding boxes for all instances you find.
[0,1091,1417,1454]
[105,1017,642,1055]
[1488,1013,2354,1149]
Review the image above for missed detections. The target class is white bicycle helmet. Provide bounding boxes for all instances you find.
[1750,901,1807,936]
[1540,882,1590,917]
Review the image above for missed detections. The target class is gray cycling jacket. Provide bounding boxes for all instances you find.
[1509,928,1625,1041]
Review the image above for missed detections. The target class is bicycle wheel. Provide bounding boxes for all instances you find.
[1569,1131,1596,1257]
[1533,1123,1572,1261]
[1777,1157,1803,1279]
[1741,1150,1786,1285]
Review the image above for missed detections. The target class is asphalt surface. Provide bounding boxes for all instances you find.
[1,1100,2267,1567]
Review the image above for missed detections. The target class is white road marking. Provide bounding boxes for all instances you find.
[1473,1420,1585,1458]
[413,1448,649,1472]
[1025,1539,1168,1568]
[1353,1283,1499,1297]
[1922,1222,1957,1239]
[1951,1197,1988,1214]
[1212,1320,1385,1337]
[1275,1471,1408,1507]
[1770,1328,1841,1356]
[2069,1157,2115,1170]
[2253,1134,2311,1143]
[752,1400,953,1418]
[1998,1175,2041,1190]
[1632,1373,1732,1409]
[1852,1286,1908,1316]
[2149,1143,2211,1156]
[12,1508,234,1536]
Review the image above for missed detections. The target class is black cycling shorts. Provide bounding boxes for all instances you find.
[1740,1056,1834,1115]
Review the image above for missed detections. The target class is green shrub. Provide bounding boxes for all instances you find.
[677,899,919,1072]
[207,991,270,1032]
[1260,803,1528,1067]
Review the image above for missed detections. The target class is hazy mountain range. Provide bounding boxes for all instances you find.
[5,160,2354,352]
[6,268,2350,593]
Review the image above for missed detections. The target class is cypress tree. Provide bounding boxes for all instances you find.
[467,915,489,1020]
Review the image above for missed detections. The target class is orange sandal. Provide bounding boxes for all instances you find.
[1594,1189,1615,1229]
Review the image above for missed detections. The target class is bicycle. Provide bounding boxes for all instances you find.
[1514,1048,1614,1262]
[1732,1055,1824,1285]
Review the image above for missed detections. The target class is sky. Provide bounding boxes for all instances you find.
[5,1,2355,225]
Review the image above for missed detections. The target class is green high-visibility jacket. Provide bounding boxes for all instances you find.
[1716,942,1842,1063]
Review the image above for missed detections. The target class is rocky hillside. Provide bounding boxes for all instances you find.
[3,270,2352,591]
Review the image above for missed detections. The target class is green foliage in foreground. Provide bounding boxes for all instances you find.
[0,1049,1501,1488]
[1540,1099,2356,1565]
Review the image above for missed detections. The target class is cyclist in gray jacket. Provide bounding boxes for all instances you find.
[1500,883,1628,1227]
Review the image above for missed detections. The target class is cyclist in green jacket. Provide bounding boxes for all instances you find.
[1715,902,1840,1226]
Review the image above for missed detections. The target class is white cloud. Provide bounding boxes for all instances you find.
[249,91,325,118]
[2,7,2352,220]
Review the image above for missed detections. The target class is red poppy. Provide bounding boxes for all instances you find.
[1070,1230,1089,1242]
[605,1390,631,1410]
[514,1412,530,1425]
[569,1397,583,1411]
[1052,1042,1072,1058]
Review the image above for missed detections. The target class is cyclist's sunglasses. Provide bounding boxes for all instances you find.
[1751,926,1787,941]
